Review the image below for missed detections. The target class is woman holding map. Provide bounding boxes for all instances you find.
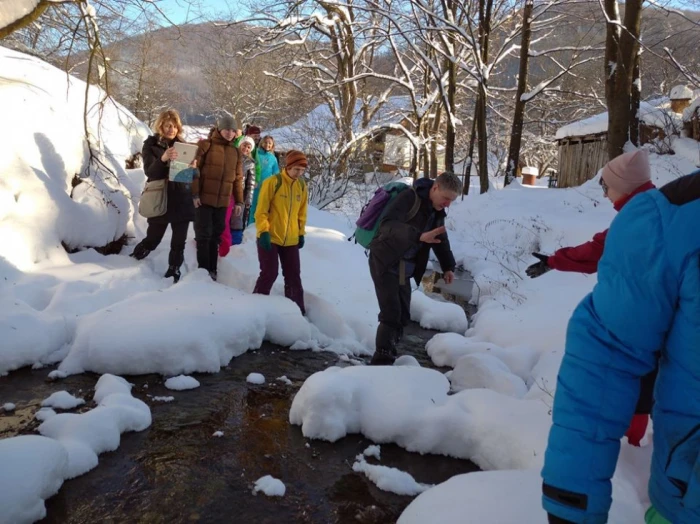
[130,109,195,284]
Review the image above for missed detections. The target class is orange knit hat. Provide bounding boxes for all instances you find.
[285,150,308,170]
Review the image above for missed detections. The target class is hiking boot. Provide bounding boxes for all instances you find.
[369,350,396,366]
[130,243,152,260]
[164,266,181,283]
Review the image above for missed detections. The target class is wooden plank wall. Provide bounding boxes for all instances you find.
[557,134,608,188]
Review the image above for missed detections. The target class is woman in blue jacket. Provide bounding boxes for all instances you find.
[542,170,700,524]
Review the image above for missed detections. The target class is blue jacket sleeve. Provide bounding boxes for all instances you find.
[542,192,678,523]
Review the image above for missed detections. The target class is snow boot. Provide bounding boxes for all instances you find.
[130,243,152,260]
[208,270,218,282]
[369,350,396,366]
[164,266,181,283]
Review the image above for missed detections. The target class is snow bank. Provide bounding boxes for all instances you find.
[57,276,312,376]
[253,475,286,497]
[0,46,150,269]
[38,374,151,479]
[410,291,468,333]
[0,435,68,524]
[0,374,150,523]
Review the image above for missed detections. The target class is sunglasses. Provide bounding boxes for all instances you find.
[599,177,609,196]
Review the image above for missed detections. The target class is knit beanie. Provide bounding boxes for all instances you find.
[239,136,255,151]
[245,125,262,136]
[217,115,236,131]
[285,150,308,170]
[601,149,651,195]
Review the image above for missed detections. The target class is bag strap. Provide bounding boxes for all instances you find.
[406,188,421,222]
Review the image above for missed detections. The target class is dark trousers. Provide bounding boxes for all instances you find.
[136,221,188,268]
[369,256,411,355]
[253,242,305,314]
[194,204,227,273]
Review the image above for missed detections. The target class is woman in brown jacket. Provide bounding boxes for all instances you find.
[192,115,243,280]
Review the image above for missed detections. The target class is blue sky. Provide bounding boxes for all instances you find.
[154,0,252,25]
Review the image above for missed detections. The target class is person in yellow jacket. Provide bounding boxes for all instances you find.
[252,150,308,314]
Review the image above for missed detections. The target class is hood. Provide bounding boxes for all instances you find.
[413,177,434,200]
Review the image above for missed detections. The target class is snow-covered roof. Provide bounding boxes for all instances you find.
[267,96,413,153]
[556,97,683,140]
[670,85,693,100]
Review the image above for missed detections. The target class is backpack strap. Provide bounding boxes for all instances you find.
[406,188,421,221]
[272,173,306,196]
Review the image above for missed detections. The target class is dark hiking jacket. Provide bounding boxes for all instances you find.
[141,134,195,224]
[369,177,455,284]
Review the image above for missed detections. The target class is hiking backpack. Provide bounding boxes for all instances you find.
[350,181,420,249]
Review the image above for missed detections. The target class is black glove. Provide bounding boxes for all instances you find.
[525,252,551,279]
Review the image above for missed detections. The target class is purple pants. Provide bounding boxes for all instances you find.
[253,242,305,314]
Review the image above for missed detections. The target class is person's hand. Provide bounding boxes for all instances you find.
[258,232,272,251]
[233,204,243,217]
[419,226,446,244]
[525,252,551,278]
[189,159,197,169]
[193,197,202,208]
[161,147,177,162]
[298,235,305,249]
[443,270,455,285]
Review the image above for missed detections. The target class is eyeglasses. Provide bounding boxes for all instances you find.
[599,177,609,196]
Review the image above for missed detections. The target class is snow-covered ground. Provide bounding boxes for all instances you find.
[2,44,700,523]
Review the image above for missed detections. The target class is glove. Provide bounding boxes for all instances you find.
[298,235,305,249]
[258,232,272,251]
[525,252,551,278]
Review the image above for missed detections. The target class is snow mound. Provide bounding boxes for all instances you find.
[164,375,200,391]
[41,391,85,410]
[253,475,286,497]
[0,435,68,524]
[410,291,468,333]
[3,402,15,412]
[450,354,528,398]
[363,444,381,460]
[58,279,311,377]
[246,373,265,385]
[289,366,449,443]
[38,374,151,479]
[353,455,432,496]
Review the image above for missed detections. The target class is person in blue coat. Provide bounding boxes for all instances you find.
[248,135,280,225]
[542,169,700,524]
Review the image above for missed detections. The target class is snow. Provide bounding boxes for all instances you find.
[363,444,382,459]
[3,402,16,412]
[1,374,150,522]
[252,475,286,497]
[35,408,56,421]
[41,391,85,410]
[353,455,433,496]
[151,396,175,402]
[164,375,200,391]
[212,431,224,437]
[0,0,41,32]
[670,84,693,100]
[410,291,468,332]
[276,375,293,385]
[246,373,265,385]
[0,435,68,524]
[555,98,682,139]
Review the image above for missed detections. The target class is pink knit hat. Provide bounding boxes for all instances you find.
[601,150,651,195]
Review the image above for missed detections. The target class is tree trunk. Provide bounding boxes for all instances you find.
[444,0,458,173]
[477,0,494,194]
[504,0,534,186]
[604,0,643,160]
[430,103,443,178]
[463,101,479,197]
[630,51,641,147]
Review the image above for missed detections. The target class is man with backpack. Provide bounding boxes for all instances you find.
[366,171,462,365]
